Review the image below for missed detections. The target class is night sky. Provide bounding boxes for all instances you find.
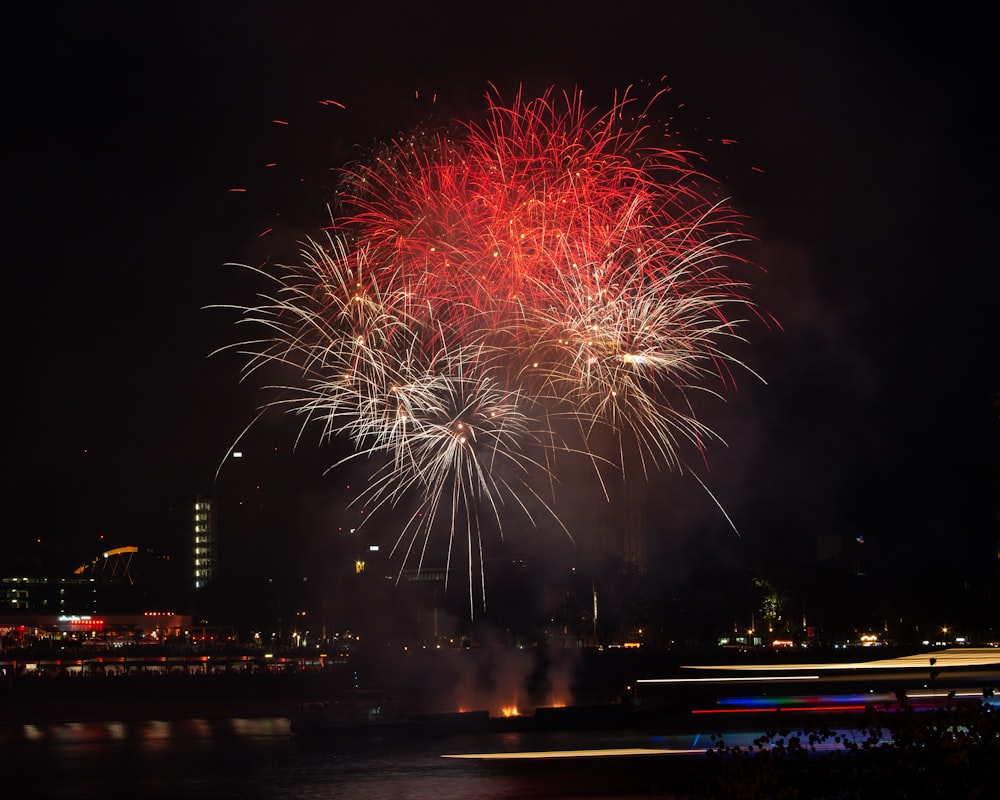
[6,4,996,625]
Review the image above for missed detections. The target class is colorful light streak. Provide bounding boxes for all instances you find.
[692,705,870,715]
[692,691,995,715]
[715,693,895,708]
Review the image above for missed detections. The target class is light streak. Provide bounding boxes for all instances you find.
[692,705,869,715]
[716,693,894,707]
[442,747,702,760]
[678,647,1000,672]
[638,675,820,684]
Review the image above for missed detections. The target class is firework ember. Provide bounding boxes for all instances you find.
[222,86,761,614]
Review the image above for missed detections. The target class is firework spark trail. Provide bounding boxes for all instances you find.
[221,85,764,614]
[515,219,758,478]
[341,359,556,606]
[218,237,564,609]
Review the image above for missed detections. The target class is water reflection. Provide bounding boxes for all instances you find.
[5,715,291,745]
[2,717,688,799]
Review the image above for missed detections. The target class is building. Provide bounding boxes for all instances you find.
[193,496,217,590]
[1,546,190,646]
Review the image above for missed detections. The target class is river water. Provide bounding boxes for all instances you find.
[2,717,706,799]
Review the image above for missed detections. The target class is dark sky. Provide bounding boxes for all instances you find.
[5,3,996,606]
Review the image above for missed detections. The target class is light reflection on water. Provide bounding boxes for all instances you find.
[0,718,689,799]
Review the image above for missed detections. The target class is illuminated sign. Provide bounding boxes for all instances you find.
[57,615,105,631]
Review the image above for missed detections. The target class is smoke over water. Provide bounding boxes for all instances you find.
[374,638,583,717]
[443,643,581,717]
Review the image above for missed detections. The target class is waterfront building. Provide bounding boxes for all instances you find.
[193,497,217,590]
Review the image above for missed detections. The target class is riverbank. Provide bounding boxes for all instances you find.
[4,643,995,728]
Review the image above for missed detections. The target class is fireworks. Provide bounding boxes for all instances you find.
[222,86,761,614]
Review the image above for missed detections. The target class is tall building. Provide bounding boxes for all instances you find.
[588,430,648,575]
[193,497,217,590]
[616,442,649,575]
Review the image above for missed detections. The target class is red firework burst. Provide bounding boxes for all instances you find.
[334,86,749,337]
